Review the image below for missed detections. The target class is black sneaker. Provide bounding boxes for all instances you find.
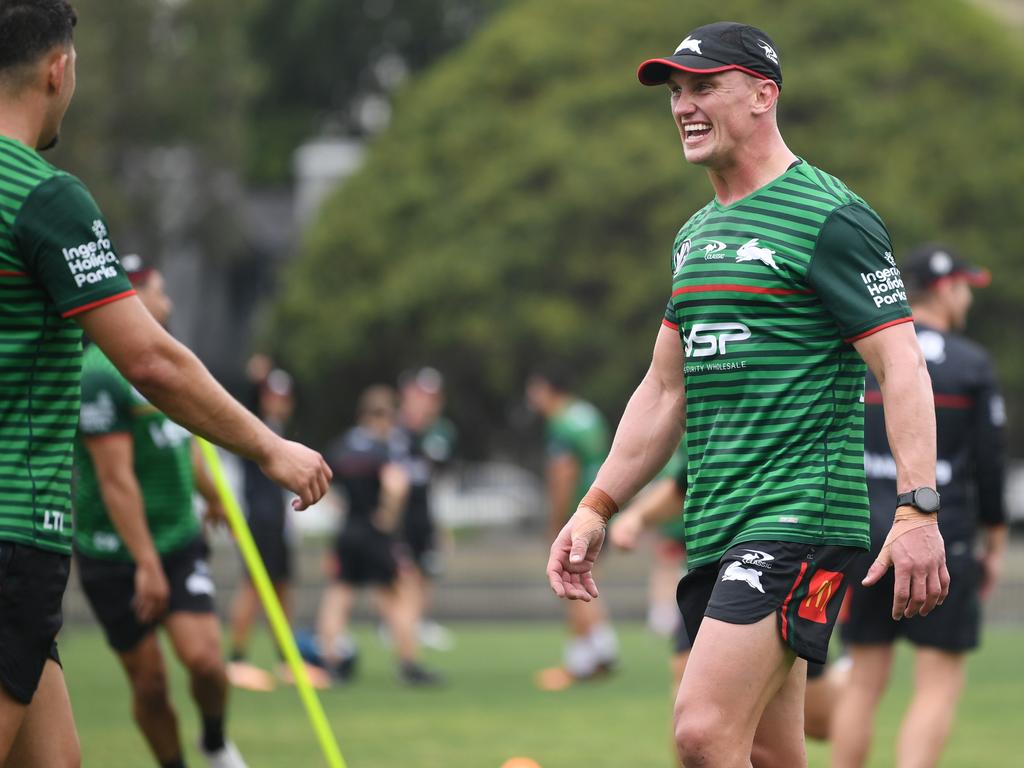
[331,652,358,683]
[398,661,444,687]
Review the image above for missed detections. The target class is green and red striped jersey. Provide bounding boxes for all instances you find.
[546,399,610,514]
[74,344,198,561]
[664,160,911,568]
[0,135,134,554]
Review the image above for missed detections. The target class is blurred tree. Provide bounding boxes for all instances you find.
[272,0,1022,454]
[51,0,258,260]
[272,0,1024,456]
[242,0,504,182]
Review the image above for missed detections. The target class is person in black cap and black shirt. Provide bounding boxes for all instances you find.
[832,246,1006,768]
[545,21,948,768]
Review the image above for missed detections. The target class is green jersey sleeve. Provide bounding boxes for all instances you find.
[806,204,912,342]
[79,360,133,435]
[13,175,134,317]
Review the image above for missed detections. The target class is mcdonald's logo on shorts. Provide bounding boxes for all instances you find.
[797,569,844,624]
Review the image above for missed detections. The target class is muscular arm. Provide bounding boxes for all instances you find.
[854,322,949,618]
[190,439,220,506]
[374,463,410,533]
[77,297,330,508]
[84,433,168,622]
[610,476,685,551]
[854,323,936,493]
[547,325,686,600]
[591,325,687,506]
[546,455,580,538]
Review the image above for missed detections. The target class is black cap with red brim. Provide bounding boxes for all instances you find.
[637,21,783,89]
[902,244,991,291]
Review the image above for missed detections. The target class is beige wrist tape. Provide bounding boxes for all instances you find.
[884,507,938,546]
[580,487,618,521]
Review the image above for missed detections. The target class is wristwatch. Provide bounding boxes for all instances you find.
[895,486,941,513]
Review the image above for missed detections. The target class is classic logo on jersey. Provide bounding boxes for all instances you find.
[990,395,1007,427]
[702,240,727,260]
[864,451,953,486]
[739,549,775,569]
[80,391,117,433]
[797,569,843,624]
[675,36,702,55]
[930,250,954,275]
[673,239,692,274]
[62,222,121,289]
[186,560,216,596]
[917,330,946,363]
[860,264,907,308]
[722,561,765,593]
[736,238,780,271]
[683,322,751,358]
[756,40,779,65]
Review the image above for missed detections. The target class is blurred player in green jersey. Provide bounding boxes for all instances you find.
[527,369,617,690]
[75,256,246,767]
[0,3,330,763]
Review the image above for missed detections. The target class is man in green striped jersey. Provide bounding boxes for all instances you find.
[75,256,245,768]
[547,22,948,766]
[0,3,331,764]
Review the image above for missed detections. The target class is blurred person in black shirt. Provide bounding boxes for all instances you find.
[314,386,442,686]
[832,245,1008,768]
[393,367,457,651]
[226,370,329,691]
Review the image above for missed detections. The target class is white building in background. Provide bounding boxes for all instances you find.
[293,138,365,227]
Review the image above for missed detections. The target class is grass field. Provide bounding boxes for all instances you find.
[62,622,1022,767]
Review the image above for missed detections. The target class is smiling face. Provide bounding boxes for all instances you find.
[667,69,775,169]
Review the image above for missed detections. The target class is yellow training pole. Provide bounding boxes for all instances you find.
[197,438,347,768]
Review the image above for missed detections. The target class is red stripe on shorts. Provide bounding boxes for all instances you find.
[779,561,808,641]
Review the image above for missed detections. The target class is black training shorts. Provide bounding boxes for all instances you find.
[403,515,443,578]
[677,540,860,665]
[841,543,980,652]
[334,522,401,586]
[244,507,291,584]
[672,608,693,655]
[0,541,68,704]
[77,536,216,653]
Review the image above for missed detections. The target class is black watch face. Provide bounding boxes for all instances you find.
[914,487,941,512]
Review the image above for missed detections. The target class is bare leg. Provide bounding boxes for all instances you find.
[0,681,28,764]
[373,584,418,664]
[750,658,807,768]
[228,581,261,658]
[804,668,841,741]
[566,596,606,636]
[6,659,81,768]
[674,615,797,768]
[115,634,183,764]
[316,583,356,668]
[896,648,966,768]
[163,612,229,751]
[830,644,894,768]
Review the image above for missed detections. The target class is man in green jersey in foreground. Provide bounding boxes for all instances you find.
[546,22,947,766]
[527,370,617,690]
[0,3,331,764]
[75,256,245,768]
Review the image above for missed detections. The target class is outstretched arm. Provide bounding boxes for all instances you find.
[77,297,331,510]
[854,323,949,619]
[546,326,686,600]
